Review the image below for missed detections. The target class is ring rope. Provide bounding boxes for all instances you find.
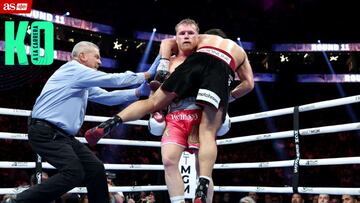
[0,134,161,147]
[1,156,359,170]
[231,94,360,123]
[0,95,359,196]
[1,121,359,146]
[0,108,148,126]
[0,185,168,195]
[0,185,359,195]
[1,95,359,125]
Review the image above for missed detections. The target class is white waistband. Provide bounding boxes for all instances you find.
[197,48,232,65]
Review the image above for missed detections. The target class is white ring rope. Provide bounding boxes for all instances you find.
[0,95,359,196]
[0,162,164,170]
[0,185,168,195]
[231,94,360,123]
[1,156,359,170]
[0,133,161,147]
[0,108,148,126]
[1,121,359,146]
[0,186,359,195]
[1,95,359,124]
[300,122,360,136]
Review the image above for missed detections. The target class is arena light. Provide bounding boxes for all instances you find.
[113,40,122,50]
[254,85,291,179]
[15,9,114,34]
[237,37,243,47]
[318,40,358,121]
[280,54,289,62]
[136,42,144,49]
[329,55,338,61]
[137,29,156,72]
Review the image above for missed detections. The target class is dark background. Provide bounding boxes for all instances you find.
[32,0,360,46]
[0,1,359,202]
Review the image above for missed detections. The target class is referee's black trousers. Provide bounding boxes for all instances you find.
[15,119,109,203]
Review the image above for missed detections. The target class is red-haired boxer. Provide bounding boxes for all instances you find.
[147,19,233,203]
[85,27,254,203]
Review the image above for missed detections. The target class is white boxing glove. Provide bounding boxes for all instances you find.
[148,112,166,136]
[216,113,231,136]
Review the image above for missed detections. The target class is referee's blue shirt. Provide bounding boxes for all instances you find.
[32,60,145,135]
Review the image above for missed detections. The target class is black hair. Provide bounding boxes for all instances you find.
[204,28,227,38]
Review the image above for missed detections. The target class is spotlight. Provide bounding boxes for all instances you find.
[330,55,338,61]
[136,42,144,49]
[113,41,122,50]
[153,28,157,32]
[236,37,243,47]
[280,54,289,62]
[64,11,70,16]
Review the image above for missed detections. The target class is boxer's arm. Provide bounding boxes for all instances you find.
[159,38,177,60]
[230,53,254,101]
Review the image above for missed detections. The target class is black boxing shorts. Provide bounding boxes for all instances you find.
[162,47,235,111]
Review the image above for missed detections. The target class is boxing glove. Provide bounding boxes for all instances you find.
[85,115,122,146]
[148,111,166,136]
[216,113,231,136]
[149,80,162,92]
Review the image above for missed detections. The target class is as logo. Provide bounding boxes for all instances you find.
[1,0,32,14]
[3,3,16,11]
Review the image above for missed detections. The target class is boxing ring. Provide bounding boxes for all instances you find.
[0,94,359,196]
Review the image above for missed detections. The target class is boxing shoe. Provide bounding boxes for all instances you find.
[85,115,122,146]
[194,177,210,203]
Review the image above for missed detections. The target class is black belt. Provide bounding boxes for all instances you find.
[29,118,70,136]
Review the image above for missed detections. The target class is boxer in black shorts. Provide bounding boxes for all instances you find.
[162,49,235,115]
[85,30,254,203]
